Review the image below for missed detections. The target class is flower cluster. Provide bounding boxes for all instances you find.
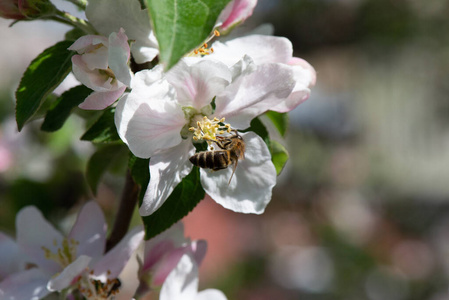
[0,202,220,299]
[1,0,316,298]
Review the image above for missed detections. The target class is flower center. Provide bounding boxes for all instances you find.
[42,238,79,268]
[189,116,231,142]
[78,270,121,299]
[189,30,220,57]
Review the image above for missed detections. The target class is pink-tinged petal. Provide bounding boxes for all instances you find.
[71,55,120,92]
[143,240,176,274]
[289,57,316,87]
[214,63,294,129]
[201,132,276,214]
[166,60,231,110]
[196,289,228,300]
[47,255,91,291]
[0,233,23,279]
[108,29,132,87]
[219,0,257,32]
[68,201,107,260]
[143,223,185,272]
[210,35,293,67]
[189,240,207,266]
[78,87,126,110]
[16,206,63,274]
[0,268,51,300]
[139,140,195,216]
[115,70,185,158]
[151,247,186,286]
[269,59,316,113]
[68,35,108,53]
[160,253,199,300]
[91,226,144,281]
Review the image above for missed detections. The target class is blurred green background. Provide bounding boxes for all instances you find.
[1,0,449,299]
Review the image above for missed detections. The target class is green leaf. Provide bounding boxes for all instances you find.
[142,167,205,239]
[41,85,92,132]
[146,0,231,70]
[265,111,289,137]
[80,107,121,143]
[270,140,289,175]
[16,40,74,131]
[128,154,150,205]
[86,144,128,194]
[243,117,270,148]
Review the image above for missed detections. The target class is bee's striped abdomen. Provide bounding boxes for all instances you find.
[189,151,232,171]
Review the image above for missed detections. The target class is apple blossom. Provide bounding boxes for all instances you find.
[0,202,144,299]
[68,28,132,110]
[199,34,317,111]
[0,0,55,20]
[218,0,258,33]
[86,0,159,64]
[160,252,227,300]
[140,223,207,288]
[115,55,305,216]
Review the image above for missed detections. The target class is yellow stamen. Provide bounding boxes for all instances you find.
[190,116,232,142]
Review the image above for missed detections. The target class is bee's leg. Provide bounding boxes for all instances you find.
[215,137,227,150]
[228,160,238,185]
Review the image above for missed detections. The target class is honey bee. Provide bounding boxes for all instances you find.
[189,131,245,184]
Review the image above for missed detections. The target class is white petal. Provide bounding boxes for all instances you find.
[78,87,126,110]
[209,35,293,67]
[0,233,23,279]
[160,253,199,300]
[91,226,144,281]
[214,63,295,129]
[139,140,195,216]
[115,252,140,300]
[16,206,63,274]
[269,60,316,112]
[196,289,228,300]
[201,132,276,214]
[108,29,132,87]
[86,0,158,63]
[114,72,185,158]
[47,255,91,291]
[166,60,231,110]
[0,269,51,300]
[68,201,107,260]
[71,55,123,92]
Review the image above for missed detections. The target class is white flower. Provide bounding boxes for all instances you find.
[141,223,206,288]
[0,202,144,299]
[199,34,317,112]
[160,252,227,300]
[69,28,132,110]
[116,56,298,216]
[86,0,159,64]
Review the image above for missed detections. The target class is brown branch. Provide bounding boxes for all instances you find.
[105,169,139,252]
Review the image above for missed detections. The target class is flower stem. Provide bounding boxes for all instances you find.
[106,170,139,252]
[49,10,97,34]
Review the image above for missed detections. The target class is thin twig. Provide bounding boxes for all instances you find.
[105,170,139,252]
